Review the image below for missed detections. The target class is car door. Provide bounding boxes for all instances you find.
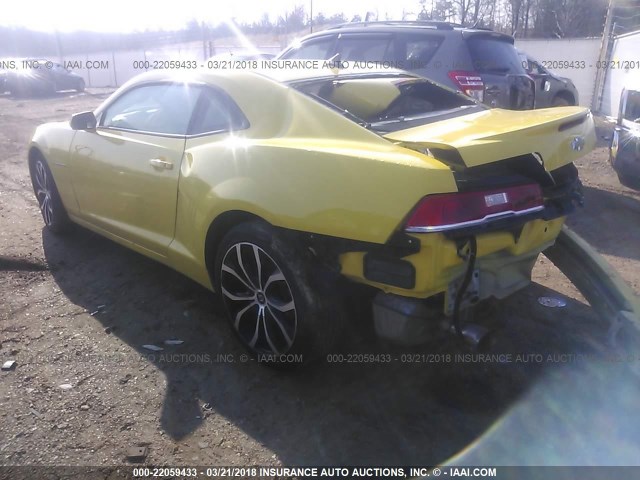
[69,82,200,256]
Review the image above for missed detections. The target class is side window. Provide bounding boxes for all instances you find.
[401,35,443,69]
[336,36,393,62]
[101,83,200,135]
[282,37,335,59]
[189,87,249,135]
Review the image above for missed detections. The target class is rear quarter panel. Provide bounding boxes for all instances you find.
[170,136,456,288]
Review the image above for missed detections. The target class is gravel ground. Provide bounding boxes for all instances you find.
[1,90,640,469]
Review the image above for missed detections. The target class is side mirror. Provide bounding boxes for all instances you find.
[70,111,97,130]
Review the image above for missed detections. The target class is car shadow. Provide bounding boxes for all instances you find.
[42,226,618,466]
[567,185,640,261]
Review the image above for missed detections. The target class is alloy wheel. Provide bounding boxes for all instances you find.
[34,160,54,226]
[220,242,297,354]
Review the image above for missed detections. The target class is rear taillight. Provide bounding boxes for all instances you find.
[405,184,544,232]
[448,70,484,102]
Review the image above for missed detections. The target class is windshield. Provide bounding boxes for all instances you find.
[291,75,484,133]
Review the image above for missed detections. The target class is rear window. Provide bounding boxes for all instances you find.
[291,76,483,133]
[467,37,526,74]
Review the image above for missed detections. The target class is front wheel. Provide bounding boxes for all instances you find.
[76,78,85,92]
[214,221,342,367]
[617,172,640,190]
[28,155,71,233]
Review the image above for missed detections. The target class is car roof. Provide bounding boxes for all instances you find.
[327,20,488,32]
[291,22,514,42]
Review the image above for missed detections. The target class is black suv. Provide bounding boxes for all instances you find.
[278,21,534,110]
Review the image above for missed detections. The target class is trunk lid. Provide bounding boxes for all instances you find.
[383,106,596,172]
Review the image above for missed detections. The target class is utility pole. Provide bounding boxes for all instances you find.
[310,0,313,33]
[593,0,615,112]
[54,30,63,64]
[202,22,208,61]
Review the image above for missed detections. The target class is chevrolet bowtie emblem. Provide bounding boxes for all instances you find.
[571,136,585,152]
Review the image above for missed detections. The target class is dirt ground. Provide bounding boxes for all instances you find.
[1,90,640,469]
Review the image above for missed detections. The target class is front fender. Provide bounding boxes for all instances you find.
[29,122,79,214]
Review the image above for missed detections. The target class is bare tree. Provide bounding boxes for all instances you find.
[472,0,482,22]
[509,0,523,35]
[531,0,606,38]
[417,0,432,20]
[432,0,456,20]
[453,0,473,24]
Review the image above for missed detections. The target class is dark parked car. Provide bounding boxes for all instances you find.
[0,69,6,93]
[518,50,579,107]
[6,59,85,96]
[610,87,640,188]
[278,21,535,110]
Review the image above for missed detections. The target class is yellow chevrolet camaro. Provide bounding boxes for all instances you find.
[29,67,595,364]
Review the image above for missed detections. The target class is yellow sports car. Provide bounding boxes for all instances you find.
[29,67,595,364]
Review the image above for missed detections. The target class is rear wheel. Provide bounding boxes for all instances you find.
[28,154,71,233]
[551,95,572,107]
[76,78,85,92]
[214,221,342,367]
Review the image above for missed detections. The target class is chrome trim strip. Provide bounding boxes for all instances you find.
[404,205,545,233]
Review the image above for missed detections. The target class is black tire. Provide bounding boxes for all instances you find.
[47,80,57,96]
[28,153,71,234]
[214,221,343,368]
[551,95,571,107]
[36,80,56,97]
[76,78,85,92]
[617,172,640,190]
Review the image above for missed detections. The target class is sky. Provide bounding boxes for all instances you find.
[1,0,427,32]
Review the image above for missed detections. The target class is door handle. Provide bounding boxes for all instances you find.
[149,158,173,170]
